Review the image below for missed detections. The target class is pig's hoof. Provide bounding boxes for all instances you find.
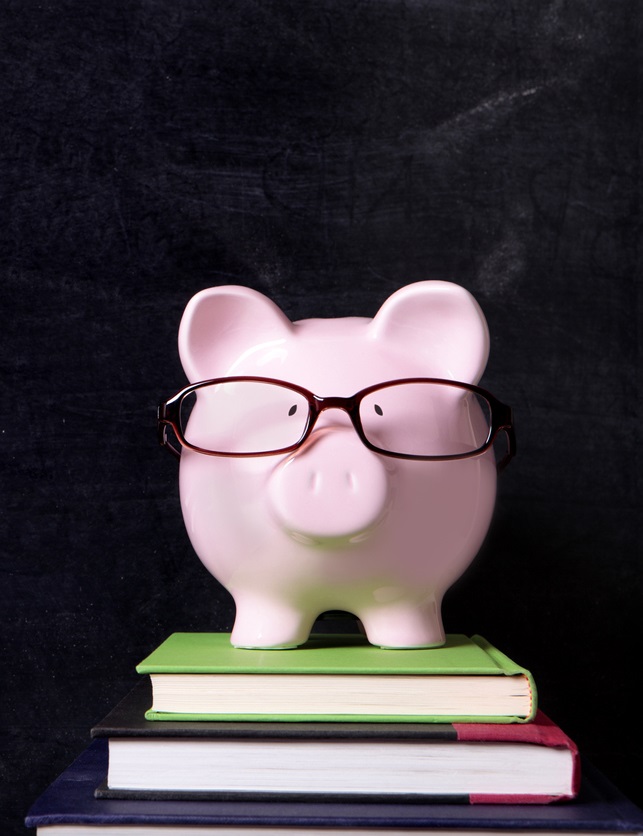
[360,602,446,649]
[230,602,314,649]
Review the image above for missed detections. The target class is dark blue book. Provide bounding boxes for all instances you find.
[25,738,643,834]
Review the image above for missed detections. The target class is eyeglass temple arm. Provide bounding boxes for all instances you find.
[495,423,516,473]
[158,403,182,460]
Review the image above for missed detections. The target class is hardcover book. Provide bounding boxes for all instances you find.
[25,739,643,835]
[91,680,577,804]
[136,632,537,723]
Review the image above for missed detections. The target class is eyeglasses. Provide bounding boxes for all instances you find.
[159,376,515,470]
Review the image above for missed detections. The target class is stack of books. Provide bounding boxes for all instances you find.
[25,631,643,836]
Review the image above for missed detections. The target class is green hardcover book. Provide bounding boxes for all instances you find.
[136,633,537,724]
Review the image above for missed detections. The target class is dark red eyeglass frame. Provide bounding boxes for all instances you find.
[158,376,516,471]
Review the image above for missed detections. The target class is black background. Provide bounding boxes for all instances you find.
[2,1,641,833]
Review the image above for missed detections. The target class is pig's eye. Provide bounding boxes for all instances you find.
[288,404,298,416]
[374,404,384,416]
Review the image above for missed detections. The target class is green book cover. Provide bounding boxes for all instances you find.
[137,633,537,724]
[137,632,525,676]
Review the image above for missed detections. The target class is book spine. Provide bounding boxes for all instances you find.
[470,636,538,721]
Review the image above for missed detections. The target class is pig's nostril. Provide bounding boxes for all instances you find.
[346,472,357,491]
[309,472,322,494]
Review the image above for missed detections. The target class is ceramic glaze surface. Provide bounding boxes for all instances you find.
[176,281,498,649]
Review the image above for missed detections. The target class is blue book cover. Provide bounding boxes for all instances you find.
[26,738,643,833]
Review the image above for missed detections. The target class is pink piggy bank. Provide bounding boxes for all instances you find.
[158,281,515,649]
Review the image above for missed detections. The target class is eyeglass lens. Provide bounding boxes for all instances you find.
[179,380,494,458]
[359,382,492,457]
[180,380,310,455]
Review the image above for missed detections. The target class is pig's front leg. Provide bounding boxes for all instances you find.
[359,595,446,649]
[230,591,317,649]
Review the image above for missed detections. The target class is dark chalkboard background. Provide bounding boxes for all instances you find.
[2,1,641,833]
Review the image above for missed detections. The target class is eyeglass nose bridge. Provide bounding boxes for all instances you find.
[306,394,364,437]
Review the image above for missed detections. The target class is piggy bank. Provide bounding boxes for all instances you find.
[158,281,514,649]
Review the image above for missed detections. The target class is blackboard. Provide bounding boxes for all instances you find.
[2,2,640,833]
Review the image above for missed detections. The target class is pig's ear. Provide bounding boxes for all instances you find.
[369,281,490,384]
[178,286,294,382]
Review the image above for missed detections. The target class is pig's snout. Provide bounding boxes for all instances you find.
[268,428,390,542]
